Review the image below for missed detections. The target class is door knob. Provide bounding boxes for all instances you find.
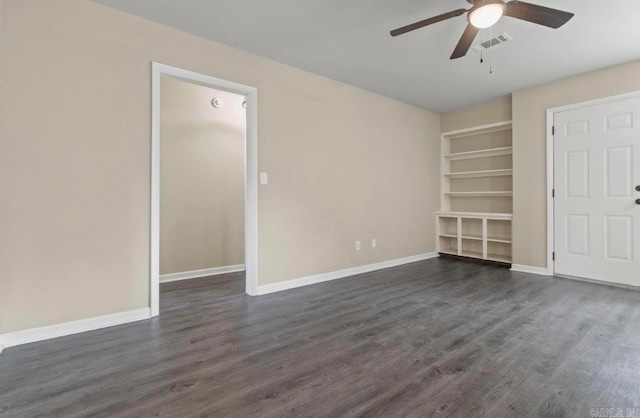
[637,199,640,205]
[636,185,640,191]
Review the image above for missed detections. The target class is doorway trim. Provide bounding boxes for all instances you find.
[151,62,259,316]
[545,90,640,277]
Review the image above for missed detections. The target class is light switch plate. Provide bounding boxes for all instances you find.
[260,172,268,185]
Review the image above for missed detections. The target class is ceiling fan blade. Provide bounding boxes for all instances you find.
[504,1,574,29]
[450,24,479,59]
[390,9,466,37]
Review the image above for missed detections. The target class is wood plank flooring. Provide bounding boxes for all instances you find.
[1,257,640,417]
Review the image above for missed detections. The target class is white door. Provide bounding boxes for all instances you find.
[554,95,640,286]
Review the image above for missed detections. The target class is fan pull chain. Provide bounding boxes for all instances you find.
[480,30,484,64]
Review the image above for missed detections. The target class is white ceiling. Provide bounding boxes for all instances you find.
[93,0,640,112]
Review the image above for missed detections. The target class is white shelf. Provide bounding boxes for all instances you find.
[439,249,459,257]
[443,234,509,243]
[488,237,512,244]
[461,250,483,259]
[436,211,512,220]
[445,191,513,198]
[441,250,512,264]
[444,147,512,161]
[442,121,513,140]
[445,169,513,179]
[461,235,483,241]
[488,253,512,263]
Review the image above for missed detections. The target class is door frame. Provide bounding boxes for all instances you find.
[150,62,259,316]
[545,91,640,277]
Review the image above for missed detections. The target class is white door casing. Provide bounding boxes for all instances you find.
[151,62,259,317]
[554,95,640,286]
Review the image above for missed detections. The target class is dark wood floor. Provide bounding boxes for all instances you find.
[1,258,640,417]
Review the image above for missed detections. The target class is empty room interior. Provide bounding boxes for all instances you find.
[0,1,639,417]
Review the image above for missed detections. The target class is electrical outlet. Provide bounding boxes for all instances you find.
[371,239,377,248]
[355,241,361,251]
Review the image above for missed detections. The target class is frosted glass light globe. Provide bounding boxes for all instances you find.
[469,3,505,28]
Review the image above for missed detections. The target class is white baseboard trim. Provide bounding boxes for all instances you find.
[511,264,553,276]
[555,274,640,290]
[257,252,439,295]
[160,264,245,283]
[0,308,151,351]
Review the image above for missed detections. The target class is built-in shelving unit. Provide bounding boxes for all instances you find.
[437,121,513,264]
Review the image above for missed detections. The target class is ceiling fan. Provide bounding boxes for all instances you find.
[390,0,574,59]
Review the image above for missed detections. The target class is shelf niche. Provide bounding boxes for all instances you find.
[437,121,513,265]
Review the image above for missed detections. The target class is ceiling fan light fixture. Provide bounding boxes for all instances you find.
[390,0,573,60]
[469,1,505,29]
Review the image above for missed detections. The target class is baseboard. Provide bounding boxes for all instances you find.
[257,252,439,295]
[0,307,151,351]
[160,264,245,283]
[511,264,552,276]
[555,274,640,291]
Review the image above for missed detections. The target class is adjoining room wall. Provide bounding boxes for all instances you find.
[512,59,640,268]
[160,78,245,275]
[0,0,440,333]
[440,97,512,133]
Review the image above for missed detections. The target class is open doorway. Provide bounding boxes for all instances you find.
[160,78,246,294]
[151,63,258,316]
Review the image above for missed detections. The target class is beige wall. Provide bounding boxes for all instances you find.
[0,0,440,333]
[441,97,512,133]
[160,78,245,275]
[0,0,4,335]
[512,60,640,268]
